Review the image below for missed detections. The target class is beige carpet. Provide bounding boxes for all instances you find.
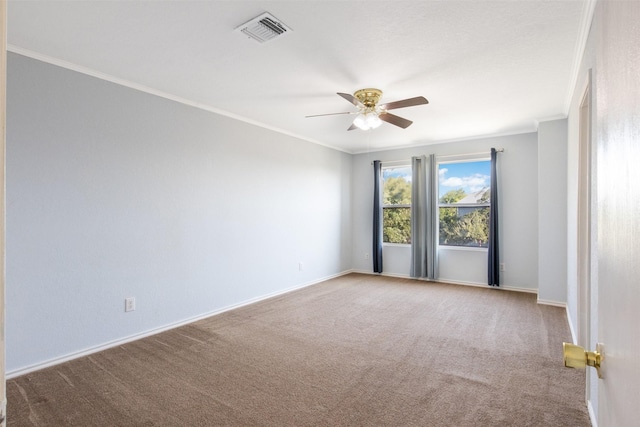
[7,274,591,426]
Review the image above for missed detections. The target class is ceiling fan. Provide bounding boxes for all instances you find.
[306,88,429,131]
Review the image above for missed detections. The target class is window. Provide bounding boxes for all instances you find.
[438,159,490,247]
[382,166,411,244]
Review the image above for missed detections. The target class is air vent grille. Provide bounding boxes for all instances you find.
[235,12,291,43]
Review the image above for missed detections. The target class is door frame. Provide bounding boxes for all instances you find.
[577,69,597,419]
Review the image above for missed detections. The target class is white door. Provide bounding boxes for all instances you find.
[595,1,640,425]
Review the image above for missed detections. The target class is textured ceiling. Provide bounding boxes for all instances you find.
[7,1,591,153]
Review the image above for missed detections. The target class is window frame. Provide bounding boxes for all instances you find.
[437,156,491,250]
[381,163,412,246]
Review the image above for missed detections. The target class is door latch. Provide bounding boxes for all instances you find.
[563,342,604,378]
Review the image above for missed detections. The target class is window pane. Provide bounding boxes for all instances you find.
[438,159,490,247]
[439,161,490,205]
[439,206,489,247]
[383,167,411,205]
[382,166,411,244]
[383,207,411,244]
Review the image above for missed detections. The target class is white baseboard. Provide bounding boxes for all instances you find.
[436,278,537,294]
[351,270,537,294]
[350,268,380,275]
[565,305,578,344]
[378,271,411,279]
[587,399,597,427]
[7,270,354,379]
[537,298,567,308]
[350,269,408,279]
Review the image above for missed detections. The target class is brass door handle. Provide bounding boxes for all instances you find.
[563,342,604,378]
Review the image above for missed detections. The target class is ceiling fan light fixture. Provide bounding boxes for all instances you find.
[307,88,428,131]
[367,114,383,129]
[353,113,370,130]
[353,112,382,130]
[353,112,382,131]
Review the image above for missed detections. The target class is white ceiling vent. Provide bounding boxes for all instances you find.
[235,12,291,43]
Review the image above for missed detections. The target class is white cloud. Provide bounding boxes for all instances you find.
[440,173,489,193]
[441,176,463,187]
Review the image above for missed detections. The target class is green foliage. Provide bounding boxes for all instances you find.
[439,207,459,245]
[383,175,412,243]
[438,189,490,247]
[439,188,466,204]
[382,182,490,247]
[383,207,411,244]
[439,206,490,247]
[383,177,411,205]
[439,189,465,245]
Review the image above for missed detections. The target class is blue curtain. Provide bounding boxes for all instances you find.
[410,155,438,279]
[488,148,500,286]
[373,160,383,273]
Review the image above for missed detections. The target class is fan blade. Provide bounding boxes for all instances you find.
[305,111,355,118]
[337,92,364,108]
[378,96,428,111]
[347,123,358,131]
[379,112,413,129]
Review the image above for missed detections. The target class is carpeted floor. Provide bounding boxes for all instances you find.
[7,274,591,426]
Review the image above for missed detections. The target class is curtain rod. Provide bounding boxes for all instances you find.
[370,159,410,166]
[370,148,504,164]
[438,148,504,160]
[454,148,505,156]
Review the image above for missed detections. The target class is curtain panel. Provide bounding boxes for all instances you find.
[488,148,500,286]
[373,160,383,273]
[410,155,438,280]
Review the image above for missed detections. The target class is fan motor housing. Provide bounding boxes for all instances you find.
[354,88,383,109]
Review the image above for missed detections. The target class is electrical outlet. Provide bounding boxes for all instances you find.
[125,297,136,312]
[365,253,370,259]
[500,263,506,272]
[298,262,303,271]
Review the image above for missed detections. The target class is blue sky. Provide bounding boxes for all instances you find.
[383,161,490,197]
[439,161,490,196]
[383,167,411,181]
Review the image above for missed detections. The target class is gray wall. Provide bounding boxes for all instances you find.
[351,133,539,292]
[6,53,352,374]
[538,119,568,304]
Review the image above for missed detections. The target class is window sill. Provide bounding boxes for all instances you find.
[383,243,411,248]
[438,245,488,252]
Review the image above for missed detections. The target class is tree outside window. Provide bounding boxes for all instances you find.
[382,166,411,244]
[438,160,491,247]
